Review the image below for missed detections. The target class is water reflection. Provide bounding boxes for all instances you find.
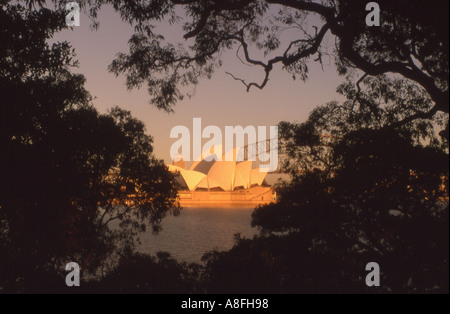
[138,207,257,263]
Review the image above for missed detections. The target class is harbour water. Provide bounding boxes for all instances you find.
[137,207,258,263]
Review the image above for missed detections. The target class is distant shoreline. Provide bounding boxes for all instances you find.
[179,201,270,209]
[177,185,275,208]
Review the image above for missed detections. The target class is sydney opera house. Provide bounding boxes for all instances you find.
[167,147,274,207]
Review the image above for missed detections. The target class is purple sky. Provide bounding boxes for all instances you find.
[53,5,345,163]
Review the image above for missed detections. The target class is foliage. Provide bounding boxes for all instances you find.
[86,252,202,294]
[249,77,449,293]
[202,233,370,293]
[0,2,178,292]
[22,0,447,116]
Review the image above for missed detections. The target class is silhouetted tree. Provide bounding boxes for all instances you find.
[0,2,178,293]
[19,0,448,133]
[87,252,202,294]
[249,76,449,293]
[22,0,446,119]
[202,233,367,293]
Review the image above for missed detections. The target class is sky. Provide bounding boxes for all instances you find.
[53,4,345,164]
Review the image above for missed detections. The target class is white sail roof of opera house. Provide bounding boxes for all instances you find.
[167,146,269,192]
[167,165,206,191]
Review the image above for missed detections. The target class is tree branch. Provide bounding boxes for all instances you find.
[183,7,213,39]
[156,0,448,116]
[226,23,330,91]
[268,0,448,114]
